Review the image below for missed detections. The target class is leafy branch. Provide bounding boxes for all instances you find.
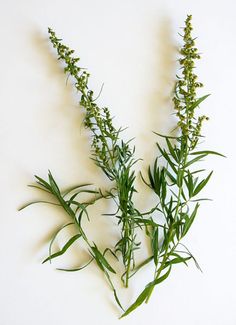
[48,28,143,288]
[120,14,224,317]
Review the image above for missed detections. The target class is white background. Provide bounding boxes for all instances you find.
[1,1,235,324]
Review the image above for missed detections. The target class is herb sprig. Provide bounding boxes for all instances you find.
[120,15,224,317]
[47,28,143,288]
[20,15,224,318]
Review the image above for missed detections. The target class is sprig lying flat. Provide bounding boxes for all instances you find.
[120,15,224,317]
[48,28,142,289]
[20,15,224,318]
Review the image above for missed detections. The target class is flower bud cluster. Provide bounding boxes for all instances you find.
[48,28,119,178]
[173,15,208,146]
[191,115,209,148]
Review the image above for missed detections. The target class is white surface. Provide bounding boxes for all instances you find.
[1,1,236,324]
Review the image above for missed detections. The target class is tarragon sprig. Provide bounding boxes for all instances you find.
[48,28,142,288]
[120,14,224,318]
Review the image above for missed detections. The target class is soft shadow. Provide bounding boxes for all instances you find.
[148,17,177,137]
[31,29,104,184]
[136,17,177,212]
[130,18,178,275]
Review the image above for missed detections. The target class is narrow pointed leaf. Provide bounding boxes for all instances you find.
[113,289,124,311]
[18,200,60,211]
[156,143,177,173]
[189,94,210,110]
[62,183,93,196]
[120,285,154,318]
[28,184,51,193]
[184,154,207,168]
[48,170,61,195]
[42,234,81,264]
[153,131,179,140]
[129,256,154,279]
[165,170,177,184]
[48,222,74,264]
[193,171,213,196]
[166,138,179,163]
[152,227,159,266]
[190,150,225,158]
[164,256,191,267]
[34,175,51,191]
[91,245,116,274]
[153,265,172,285]
[182,203,200,237]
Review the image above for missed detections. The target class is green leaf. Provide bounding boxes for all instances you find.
[166,138,179,163]
[133,218,160,228]
[129,256,154,279]
[177,243,203,272]
[164,255,191,267]
[113,289,124,311]
[182,203,200,237]
[190,198,212,202]
[34,175,52,191]
[152,227,159,266]
[140,171,151,188]
[165,169,177,184]
[153,264,172,285]
[148,162,161,196]
[91,245,116,274]
[160,169,167,202]
[189,94,210,110]
[190,150,226,158]
[153,159,161,196]
[42,234,81,264]
[185,171,194,197]
[177,168,184,187]
[28,184,51,193]
[193,171,213,196]
[181,188,187,201]
[62,183,93,196]
[48,170,61,195]
[48,222,74,264]
[153,131,180,140]
[18,200,60,211]
[148,166,156,191]
[67,190,99,203]
[156,143,177,174]
[184,153,207,168]
[103,248,119,261]
[120,285,154,318]
[191,169,205,175]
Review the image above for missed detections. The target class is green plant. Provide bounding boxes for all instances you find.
[48,27,144,289]
[120,14,225,317]
[20,15,224,318]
